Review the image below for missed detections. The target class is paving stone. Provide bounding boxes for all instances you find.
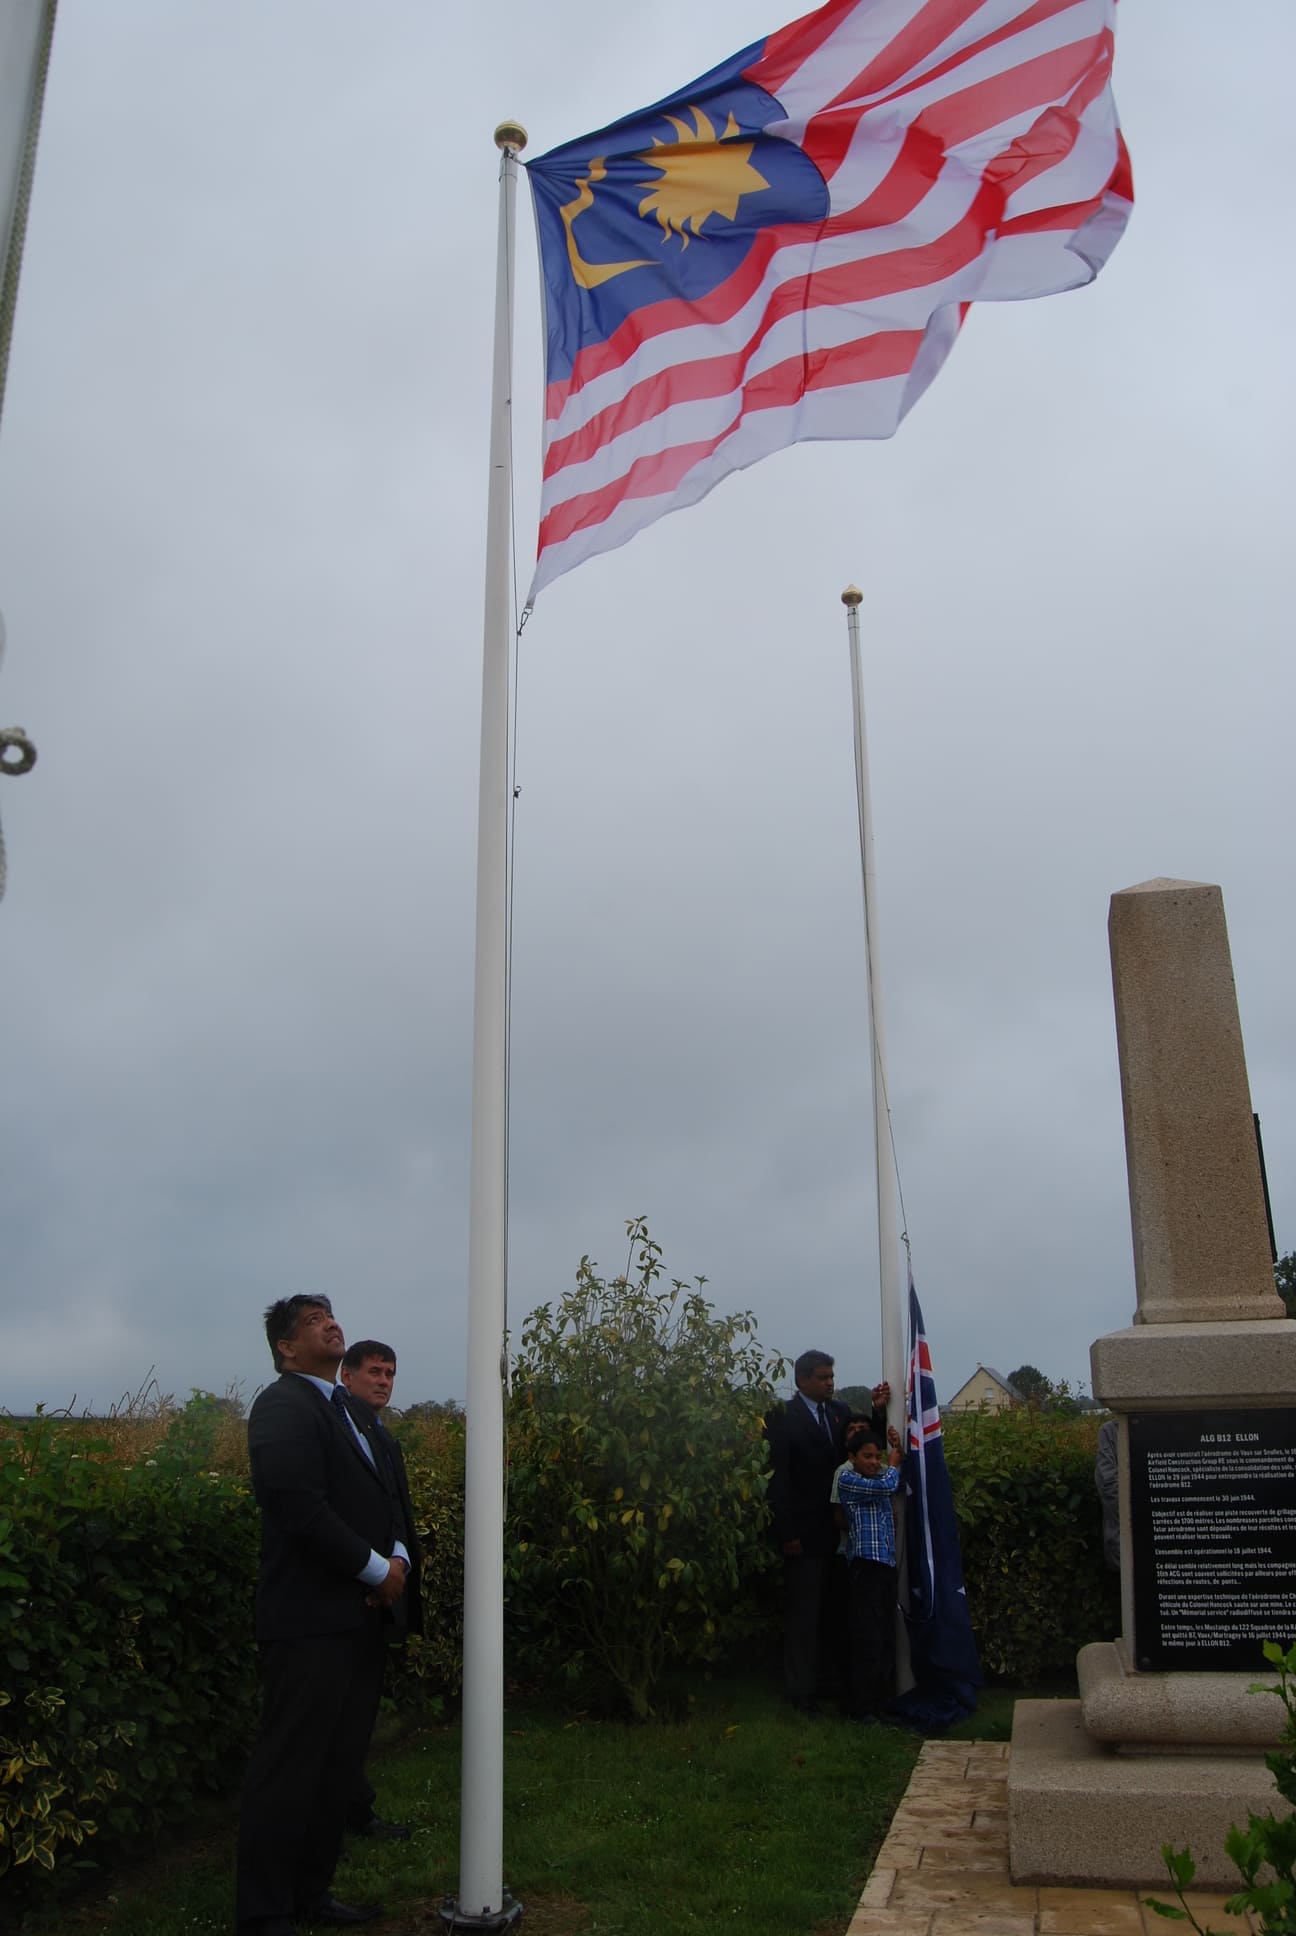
[1038,1886,1145,1933]
[916,1844,1010,1873]
[889,1819,974,1844]
[927,1821,1009,1842]
[928,1913,1036,1936]
[845,1913,934,1936]
[1173,1896,1255,1931]
[915,1786,1004,1811]
[849,1736,1258,1936]
[892,1799,977,1823]
[890,1870,1039,1912]
[876,1838,924,1868]
[856,1867,896,1906]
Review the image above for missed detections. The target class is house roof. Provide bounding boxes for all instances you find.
[979,1367,1023,1397]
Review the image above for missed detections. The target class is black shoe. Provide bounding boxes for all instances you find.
[352,1814,411,1841]
[299,1898,383,1927]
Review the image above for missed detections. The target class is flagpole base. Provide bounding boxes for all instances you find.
[438,1892,523,1930]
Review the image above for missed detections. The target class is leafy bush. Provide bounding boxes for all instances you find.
[0,1389,467,1913]
[504,1220,786,1717]
[385,1408,466,1710]
[0,1399,260,1901]
[943,1405,1119,1680]
[1150,1638,1296,1933]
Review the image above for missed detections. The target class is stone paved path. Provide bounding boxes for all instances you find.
[848,1739,1260,1936]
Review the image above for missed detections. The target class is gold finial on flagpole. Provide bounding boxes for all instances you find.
[841,584,863,607]
[495,121,527,153]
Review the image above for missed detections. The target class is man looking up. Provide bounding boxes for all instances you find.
[765,1349,888,1712]
[337,1339,423,1841]
[235,1295,409,1936]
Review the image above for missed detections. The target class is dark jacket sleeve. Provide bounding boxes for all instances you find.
[384,1431,424,1639]
[248,1379,373,1580]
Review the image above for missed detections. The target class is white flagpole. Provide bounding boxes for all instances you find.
[841,587,904,1418]
[841,584,912,1693]
[445,122,526,1934]
[0,0,58,429]
[0,1,57,902]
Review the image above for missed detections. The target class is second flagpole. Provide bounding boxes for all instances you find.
[841,583,913,1695]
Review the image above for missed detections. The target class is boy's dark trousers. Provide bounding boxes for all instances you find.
[845,1557,897,1718]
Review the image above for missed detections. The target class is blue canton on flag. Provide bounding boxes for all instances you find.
[892,1278,982,1729]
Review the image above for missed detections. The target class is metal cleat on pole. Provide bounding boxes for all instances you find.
[0,611,38,903]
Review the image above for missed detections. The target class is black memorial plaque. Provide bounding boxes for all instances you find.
[1129,1408,1296,1672]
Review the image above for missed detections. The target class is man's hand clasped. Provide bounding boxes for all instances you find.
[367,1557,408,1610]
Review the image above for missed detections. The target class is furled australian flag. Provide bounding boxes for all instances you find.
[890,1279,982,1730]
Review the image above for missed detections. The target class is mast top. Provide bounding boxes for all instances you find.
[495,120,528,153]
[841,584,863,608]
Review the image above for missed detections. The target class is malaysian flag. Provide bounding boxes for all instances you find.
[525,0,1132,599]
[890,1277,982,1728]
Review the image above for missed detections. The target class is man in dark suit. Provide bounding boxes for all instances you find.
[235,1295,411,1936]
[765,1349,888,1711]
[337,1338,423,1841]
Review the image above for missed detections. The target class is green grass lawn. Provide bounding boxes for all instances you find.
[22,1674,1068,1936]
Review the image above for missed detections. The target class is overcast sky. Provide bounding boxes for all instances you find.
[0,2,1291,1418]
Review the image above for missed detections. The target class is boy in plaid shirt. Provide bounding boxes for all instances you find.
[835,1423,904,1721]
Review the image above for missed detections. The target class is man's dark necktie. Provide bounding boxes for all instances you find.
[817,1401,831,1439]
[333,1386,401,1502]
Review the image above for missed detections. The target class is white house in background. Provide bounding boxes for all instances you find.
[946,1365,1023,1413]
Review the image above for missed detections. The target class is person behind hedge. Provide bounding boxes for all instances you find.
[834,1424,904,1723]
[235,1294,410,1936]
[1094,1416,1120,1572]
[337,1338,424,1843]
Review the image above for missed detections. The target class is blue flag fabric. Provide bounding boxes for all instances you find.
[889,1280,982,1730]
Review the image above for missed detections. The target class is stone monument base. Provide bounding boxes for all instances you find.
[1078,1639,1286,1752]
[1007,1699,1278,1889]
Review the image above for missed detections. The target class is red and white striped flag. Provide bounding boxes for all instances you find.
[526,0,1132,599]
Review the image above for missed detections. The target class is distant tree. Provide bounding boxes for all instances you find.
[198,1388,246,1420]
[1277,1252,1296,1321]
[1004,1365,1091,1415]
[397,1398,464,1422]
[834,1383,882,1415]
[1006,1364,1053,1404]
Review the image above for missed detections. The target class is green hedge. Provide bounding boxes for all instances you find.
[384,1411,466,1711]
[0,1401,260,1901]
[943,1407,1120,1680]
[0,1399,467,1910]
[1,1392,1118,1910]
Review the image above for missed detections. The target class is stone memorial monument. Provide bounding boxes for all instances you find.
[1009,878,1296,1887]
